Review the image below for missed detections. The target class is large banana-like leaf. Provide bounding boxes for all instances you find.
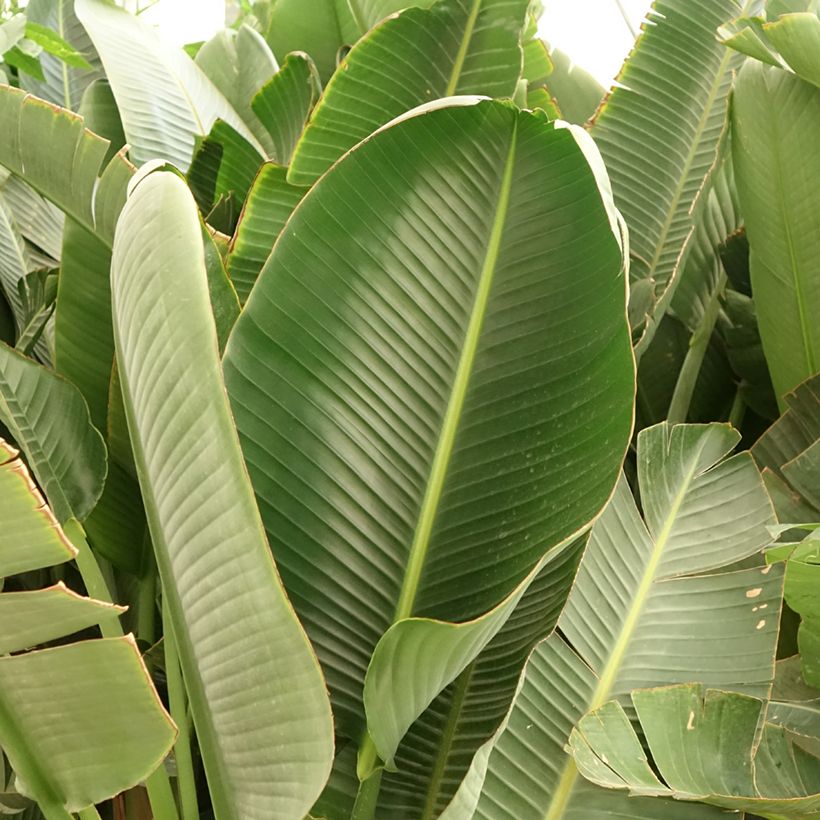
[0,194,29,333]
[570,683,820,817]
[591,0,756,351]
[19,0,100,110]
[732,58,820,406]
[0,439,175,817]
[223,98,634,765]
[0,84,132,248]
[0,173,64,261]
[0,342,105,523]
[442,422,780,819]
[542,44,604,125]
[287,0,530,185]
[111,168,333,819]
[74,0,263,170]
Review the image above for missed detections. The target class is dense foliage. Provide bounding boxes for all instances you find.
[0,0,818,818]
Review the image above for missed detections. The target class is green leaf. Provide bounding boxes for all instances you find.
[226,162,306,303]
[376,539,584,816]
[753,372,820,518]
[24,22,92,70]
[288,0,531,185]
[0,439,74,576]
[0,585,123,654]
[0,342,106,523]
[19,0,100,110]
[0,84,133,248]
[0,173,64,261]
[0,193,30,335]
[732,60,820,406]
[0,439,174,817]
[111,169,333,818]
[591,0,754,354]
[2,46,44,81]
[443,422,781,819]
[570,684,820,816]
[74,0,264,170]
[195,25,279,153]
[541,44,604,125]
[0,14,26,56]
[251,51,320,166]
[223,100,633,763]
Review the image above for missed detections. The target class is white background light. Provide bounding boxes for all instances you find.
[127,0,651,87]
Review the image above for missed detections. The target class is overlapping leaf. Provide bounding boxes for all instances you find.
[224,99,634,771]
[443,422,780,819]
[111,169,333,819]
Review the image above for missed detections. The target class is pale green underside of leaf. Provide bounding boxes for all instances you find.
[0,440,74,576]
[0,438,174,816]
[224,100,634,756]
[591,0,754,351]
[75,0,263,170]
[111,170,333,820]
[288,0,530,185]
[0,84,133,248]
[752,372,820,517]
[0,637,175,814]
[442,422,780,819]
[570,684,820,816]
[19,0,101,111]
[732,60,820,406]
[0,584,123,654]
[0,342,106,523]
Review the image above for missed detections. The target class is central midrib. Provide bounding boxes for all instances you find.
[543,444,705,820]
[445,0,482,96]
[392,116,518,622]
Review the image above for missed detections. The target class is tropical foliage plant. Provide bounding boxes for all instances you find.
[0,0,818,819]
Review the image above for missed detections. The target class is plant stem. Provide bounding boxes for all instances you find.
[144,766,180,820]
[351,768,383,820]
[667,271,726,425]
[163,596,199,820]
[728,388,746,430]
[78,807,102,820]
[137,566,156,647]
[63,520,121,639]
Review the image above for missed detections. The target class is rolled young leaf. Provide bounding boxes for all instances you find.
[223,98,634,762]
[110,168,333,819]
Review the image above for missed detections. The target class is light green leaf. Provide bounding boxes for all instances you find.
[0,342,106,523]
[0,15,26,56]
[195,25,279,153]
[0,438,174,817]
[0,439,75,576]
[752,373,820,518]
[224,100,634,768]
[570,684,820,816]
[0,584,123,654]
[111,169,334,819]
[443,421,780,819]
[541,43,604,125]
[0,174,64,261]
[226,162,306,303]
[288,0,530,185]
[591,0,755,353]
[19,0,100,110]
[75,0,263,169]
[732,60,820,405]
[24,22,92,70]
[0,194,29,335]
[0,84,132,248]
